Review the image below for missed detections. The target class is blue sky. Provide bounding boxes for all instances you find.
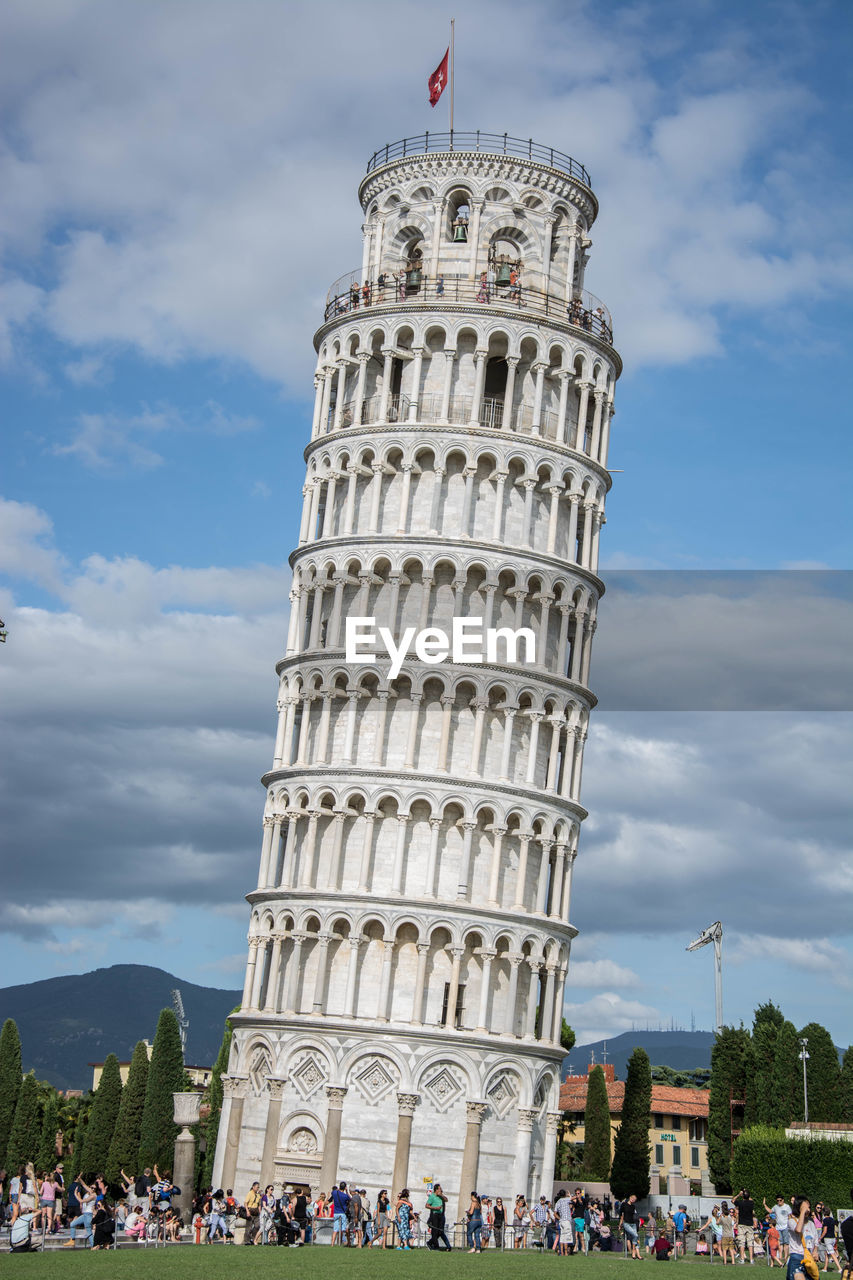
[1,0,851,1049]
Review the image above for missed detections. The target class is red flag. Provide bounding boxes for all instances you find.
[428,48,449,107]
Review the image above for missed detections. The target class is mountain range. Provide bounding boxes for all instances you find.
[563,1029,716,1079]
[0,964,241,1091]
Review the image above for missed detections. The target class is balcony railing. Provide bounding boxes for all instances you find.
[365,131,591,188]
[323,271,613,344]
[330,392,570,440]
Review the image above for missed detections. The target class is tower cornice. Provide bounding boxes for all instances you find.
[288,529,607,597]
[260,762,588,823]
[302,420,614,492]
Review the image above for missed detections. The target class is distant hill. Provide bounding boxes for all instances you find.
[563,1029,716,1079]
[0,964,241,1091]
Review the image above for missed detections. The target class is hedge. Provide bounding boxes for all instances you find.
[730,1125,853,1209]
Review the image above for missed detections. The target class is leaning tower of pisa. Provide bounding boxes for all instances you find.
[213,132,620,1215]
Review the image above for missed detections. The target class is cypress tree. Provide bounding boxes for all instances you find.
[37,1091,61,1173]
[6,1072,42,1170]
[560,1019,576,1054]
[839,1046,853,1124]
[0,1017,23,1168]
[582,1064,612,1180]
[610,1047,652,1199]
[749,1003,783,1126]
[202,1017,233,1187]
[138,1009,185,1170]
[106,1040,149,1184]
[708,1026,750,1192]
[770,1020,800,1127]
[79,1053,123,1177]
[798,1022,841,1123]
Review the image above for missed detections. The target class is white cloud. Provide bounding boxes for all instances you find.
[51,400,261,469]
[0,497,65,588]
[728,935,853,988]
[563,992,665,1044]
[566,959,643,990]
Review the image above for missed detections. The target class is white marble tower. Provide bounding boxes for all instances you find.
[213,132,620,1217]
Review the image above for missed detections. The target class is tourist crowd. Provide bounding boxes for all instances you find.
[3,1160,852,1266]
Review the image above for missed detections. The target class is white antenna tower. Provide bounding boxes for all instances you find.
[686,921,723,1033]
[171,988,189,1058]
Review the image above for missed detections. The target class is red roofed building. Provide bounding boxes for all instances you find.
[559,1064,711,1194]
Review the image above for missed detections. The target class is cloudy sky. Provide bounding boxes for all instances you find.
[1,0,851,1048]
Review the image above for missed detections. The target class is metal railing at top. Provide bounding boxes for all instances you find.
[323,272,613,344]
[365,132,591,188]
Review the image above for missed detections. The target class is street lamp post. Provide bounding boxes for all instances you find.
[799,1039,810,1124]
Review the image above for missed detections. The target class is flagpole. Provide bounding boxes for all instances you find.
[450,18,455,134]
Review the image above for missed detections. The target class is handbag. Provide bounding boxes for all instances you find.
[802,1248,820,1280]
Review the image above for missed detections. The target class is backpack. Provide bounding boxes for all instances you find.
[135,1176,148,1197]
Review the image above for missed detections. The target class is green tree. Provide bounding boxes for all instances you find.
[748,1003,784,1126]
[138,1009,185,1170]
[560,1019,576,1054]
[839,1046,853,1124]
[202,1016,234,1187]
[78,1053,123,1177]
[582,1064,612,1180]
[610,1047,652,1199]
[106,1040,149,1184]
[0,1017,23,1168]
[6,1072,43,1169]
[770,1020,801,1127]
[37,1091,61,1172]
[799,1023,841,1123]
[708,1025,750,1193]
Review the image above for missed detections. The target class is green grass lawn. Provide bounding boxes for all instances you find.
[11,1248,735,1279]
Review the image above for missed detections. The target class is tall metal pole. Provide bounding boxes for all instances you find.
[449,19,455,134]
[799,1039,809,1123]
[713,933,723,1035]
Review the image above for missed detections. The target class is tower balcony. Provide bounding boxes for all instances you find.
[365,131,591,188]
[324,269,613,345]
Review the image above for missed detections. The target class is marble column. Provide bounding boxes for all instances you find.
[513,1108,537,1200]
[259,1080,284,1189]
[220,1078,245,1194]
[541,1111,561,1199]
[319,1086,347,1192]
[456,1101,487,1222]
[392,1093,420,1197]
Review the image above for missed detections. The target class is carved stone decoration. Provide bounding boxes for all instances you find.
[466,1100,488,1124]
[248,1046,273,1096]
[290,1052,328,1100]
[486,1072,518,1119]
[351,1055,398,1104]
[517,1106,538,1133]
[325,1085,348,1110]
[287,1126,319,1154]
[396,1092,420,1117]
[422,1064,464,1114]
